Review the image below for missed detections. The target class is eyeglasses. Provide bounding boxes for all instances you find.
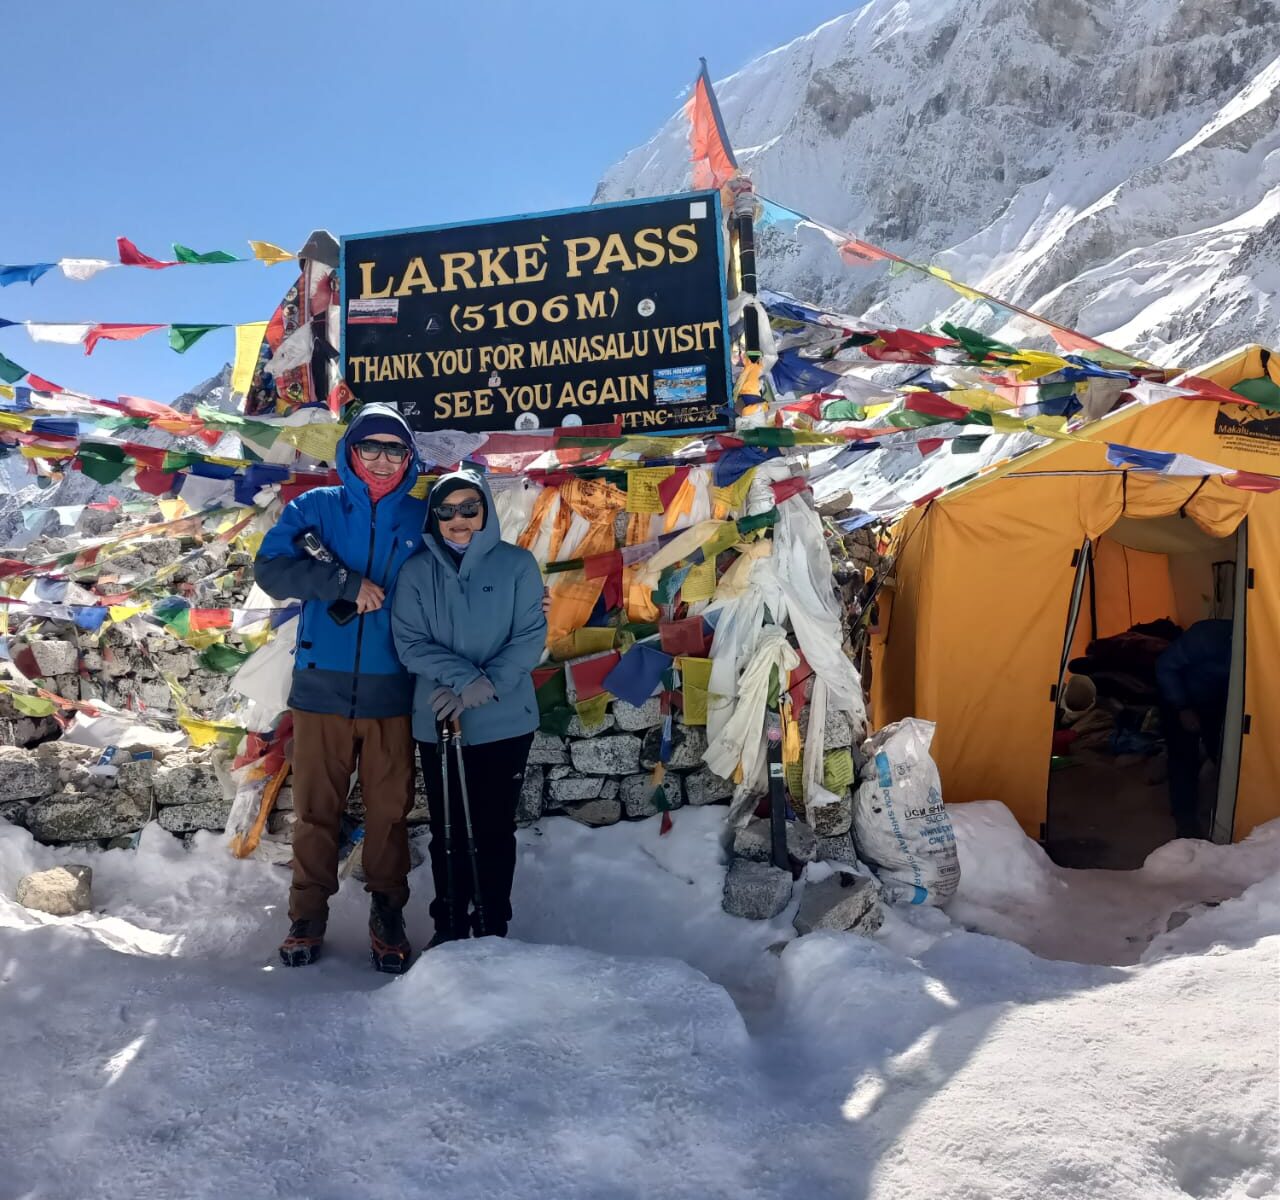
[354,439,410,463]
[434,499,483,520]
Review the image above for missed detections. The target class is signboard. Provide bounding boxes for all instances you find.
[1214,403,1280,461]
[339,192,731,434]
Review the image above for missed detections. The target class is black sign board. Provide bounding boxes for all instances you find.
[339,192,730,435]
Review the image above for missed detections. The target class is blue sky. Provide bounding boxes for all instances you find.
[2,1,853,403]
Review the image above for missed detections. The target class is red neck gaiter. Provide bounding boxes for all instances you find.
[351,453,409,504]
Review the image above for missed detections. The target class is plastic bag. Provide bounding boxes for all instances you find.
[853,718,959,906]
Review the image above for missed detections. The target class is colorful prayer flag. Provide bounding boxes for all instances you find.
[83,324,165,356]
[684,59,737,189]
[173,244,240,264]
[248,240,295,266]
[116,237,178,269]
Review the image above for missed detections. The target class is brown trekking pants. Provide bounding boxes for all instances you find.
[288,709,415,922]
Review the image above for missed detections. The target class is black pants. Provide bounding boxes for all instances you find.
[1161,704,1224,840]
[419,731,534,939]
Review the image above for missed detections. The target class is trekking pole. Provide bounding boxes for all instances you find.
[438,722,457,937]
[450,717,487,937]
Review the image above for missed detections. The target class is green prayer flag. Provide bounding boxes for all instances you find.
[76,443,130,485]
[952,435,989,454]
[198,643,251,674]
[735,508,777,536]
[741,427,797,448]
[821,400,865,421]
[885,409,951,430]
[940,322,1016,362]
[1233,378,1280,411]
[172,244,241,265]
[162,450,204,471]
[169,325,223,353]
[0,351,27,384]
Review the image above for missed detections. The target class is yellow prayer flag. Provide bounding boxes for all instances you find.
[681,560,716,603]
[12,692,57,717]
[1008,350,1071,381]
[107,604,146,624]
[574,693,611,730]
[157,498,188,523]
[823,748,855,792]
[0,385,14,401]
[282,422,345,462]
[678,656,713,726]
[711,466,755,513]
[179,717,222,747]
[248,240,295,266]
[624,466,675,514]
[990,412,1029,433]
[946,387,1015,413]
[231,322,269,395]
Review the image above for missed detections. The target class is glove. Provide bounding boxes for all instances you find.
[460,675,497,709]
[430,686,464,722]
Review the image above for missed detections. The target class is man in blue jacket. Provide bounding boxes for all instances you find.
[392,468,546,944]
[255,403,427,971]
[1156,618,1232,840]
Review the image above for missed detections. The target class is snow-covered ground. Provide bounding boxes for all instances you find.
[2,803,1277,1199]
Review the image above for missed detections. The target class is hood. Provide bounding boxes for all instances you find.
[335,403,421,504]
[425,467,500,563]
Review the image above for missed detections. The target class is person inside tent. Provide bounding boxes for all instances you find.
[391,468,547,946]
[254,404,427,972]
[1155,618,1232,841]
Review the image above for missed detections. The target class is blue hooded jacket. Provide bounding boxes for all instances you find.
[253,403,428,718]
[391,468,547,745]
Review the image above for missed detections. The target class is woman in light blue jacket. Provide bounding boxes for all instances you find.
[391,468,547,945]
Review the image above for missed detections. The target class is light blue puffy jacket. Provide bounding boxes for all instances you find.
[391,469,547,745]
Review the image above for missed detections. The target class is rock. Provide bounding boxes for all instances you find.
[0,747,57,802]
[113,760,155,803]
[0,799,30,826]
[527,732,570,766]
[157,799,233,833]
[16,864,93,916]
[548,765,573,780]
[153,761,223,807]
[732,817,818,872]
[0,715,62,747]
[563,796,622,827]
[26,792,149,842]
[105,836,136,850]
[274,785,294,812]
[794,873,883,936]
[807,787,853,837]
[722,858,792,921]
[684,766,735,806]
[570,734,641,776]
[267,810,296,835]
[564,712,616,738]
[137,680,173,711]
[28,639,78,677]
[816,832,862,868]
[516,764,545,826]
[547,772,604,804]
[800,705,856,752]
[620,772,683,819]
[612,697,662,731]
[640,725,707,771]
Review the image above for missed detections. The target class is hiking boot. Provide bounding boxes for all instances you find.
[426,926,470,950]
[369,892,412,974]
[279,918,325,967]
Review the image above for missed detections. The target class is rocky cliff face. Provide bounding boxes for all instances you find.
[597,0,1279,366]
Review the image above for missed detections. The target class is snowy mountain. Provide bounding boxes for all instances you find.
[596,0,1280,367]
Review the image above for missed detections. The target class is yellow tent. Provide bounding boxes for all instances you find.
[871,344,1280,844]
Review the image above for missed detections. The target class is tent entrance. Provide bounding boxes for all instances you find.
[1043,514,1243,869]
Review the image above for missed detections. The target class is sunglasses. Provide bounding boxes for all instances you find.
[434,499,483,520]
[354,439,410,462]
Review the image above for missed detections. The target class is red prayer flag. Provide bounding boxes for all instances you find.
[116,237,178,269]
[770,476,810,504]
[189,608,233,631]
[1225,471,1280,494]
[1178,374,1253,405]
[917,438,945,457]
[659,617,711,657]
[904,391,971,421]
[24,374,61,393]
[683,61,737,190]
[569,652,620,701]
[119,395,180,419]
[132,468,177,495]
[1050,327,1107,353]
[657,466,691,510]
[122,442,169,470]
[84,324,165,356]
[839,239,895,266]
[584,550,624,580]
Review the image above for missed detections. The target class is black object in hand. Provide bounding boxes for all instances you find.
[296,531,360,626]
